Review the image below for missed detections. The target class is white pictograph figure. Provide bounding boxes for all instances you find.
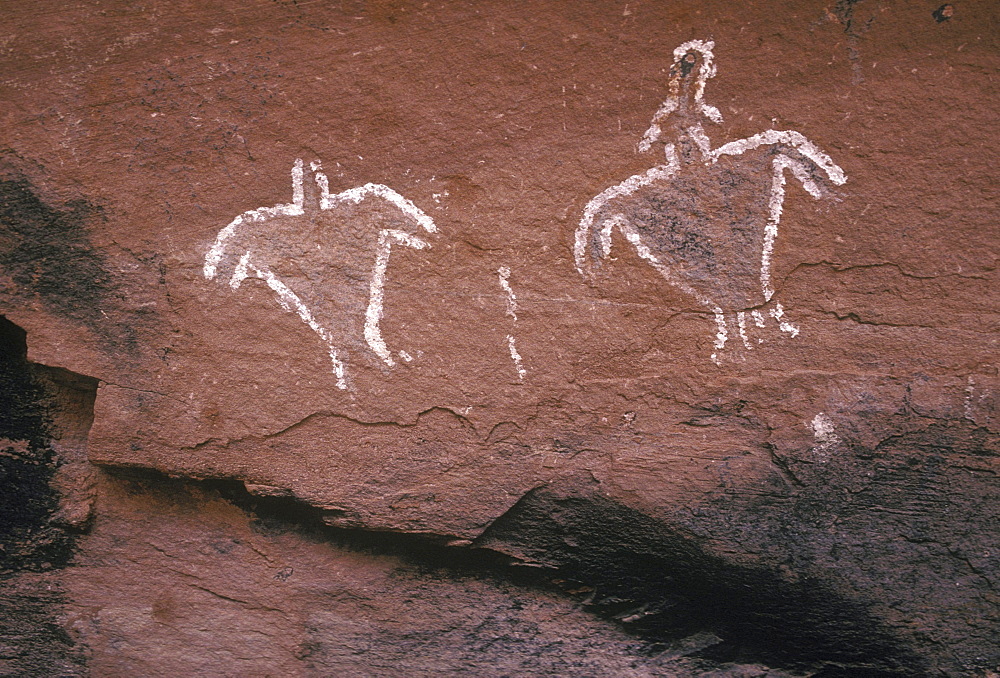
[575,40,847,363]
[205,159,437,389]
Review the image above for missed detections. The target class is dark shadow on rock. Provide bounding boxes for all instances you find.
[0,316,75,572]
[474,478,927,677]
[76,468,815,677]
[106,466,527,578]
[1,315,95,675]
[0,574,86,677]
[99,463,928,677]
[685,415,999,677]
[90,395,999,677]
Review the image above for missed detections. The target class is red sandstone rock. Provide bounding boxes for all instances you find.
[1,1,997,674]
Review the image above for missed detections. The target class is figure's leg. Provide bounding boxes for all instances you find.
[575,162,681,277]
[320,341,348,391]
[753,157,804,343]
[736,311,755,350]
[710,306,728,365]
[573,211,621,277]
[747,308,767,346]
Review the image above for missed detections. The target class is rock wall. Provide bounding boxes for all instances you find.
[1,0,997,675]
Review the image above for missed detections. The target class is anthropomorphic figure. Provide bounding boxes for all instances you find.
[575,40,846,363]
[205,159,437,389]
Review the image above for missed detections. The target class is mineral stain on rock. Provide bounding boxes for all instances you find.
[0,154,135,352]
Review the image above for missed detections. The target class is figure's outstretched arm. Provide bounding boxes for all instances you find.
[710,130,847,186]
[204,159,310,281]
[317,177,437,235]
[310,170,438,366]
[574,152,681,277]
[758,153,824,304]
[364,229,432,366]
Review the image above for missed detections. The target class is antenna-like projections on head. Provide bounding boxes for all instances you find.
[638,39,724,153]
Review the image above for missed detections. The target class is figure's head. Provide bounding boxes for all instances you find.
[637,39,723,154]
[668,39,717,104]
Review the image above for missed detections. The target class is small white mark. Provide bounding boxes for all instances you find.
[498,265,526,382]
[507,334,527,382]
[810,412,840,457]
[770,302,800,337]
[712,306,728,361]
[497,266,518,321]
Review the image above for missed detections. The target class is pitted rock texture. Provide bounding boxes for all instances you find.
[1,0,998,675]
